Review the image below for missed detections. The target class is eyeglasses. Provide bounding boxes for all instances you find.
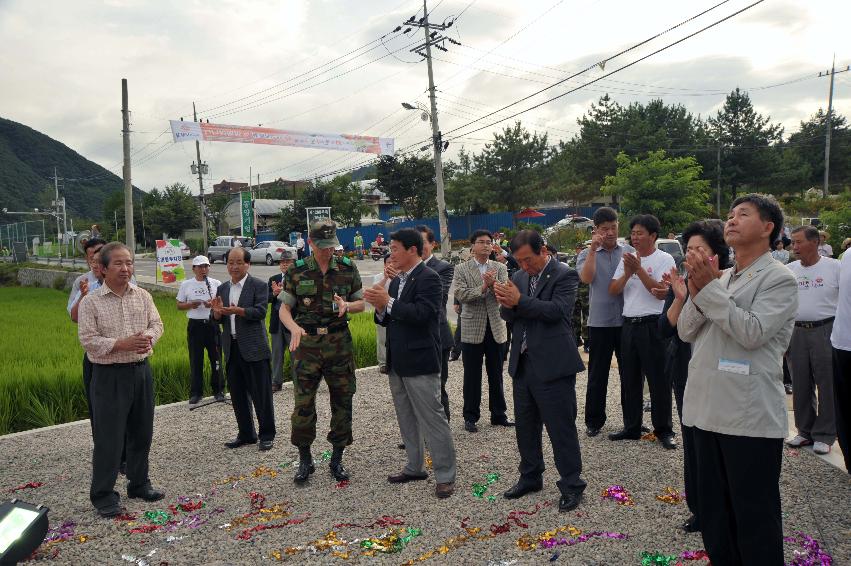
[474,239,493,245]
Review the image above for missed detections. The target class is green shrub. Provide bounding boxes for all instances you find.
[0,287,379,435]
[53,276,67,290]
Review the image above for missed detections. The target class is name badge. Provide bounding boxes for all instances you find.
[718,358,750,375]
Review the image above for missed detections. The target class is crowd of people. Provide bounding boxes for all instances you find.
[66,194,850,565]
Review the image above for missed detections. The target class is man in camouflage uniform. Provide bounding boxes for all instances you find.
[278,219,365,483]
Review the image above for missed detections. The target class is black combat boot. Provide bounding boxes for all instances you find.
[329,446,349,481]
[294,446,315,484]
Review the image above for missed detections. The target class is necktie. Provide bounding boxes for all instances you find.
[521,274,539,353]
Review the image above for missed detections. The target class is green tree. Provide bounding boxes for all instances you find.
[602,150,710,232]
[374,154,437,219]
[787,109,851,193]
[445,148,488,215]
[324,174,371,227]
[142,183,200,244]
[708,88,784,200]
[472,121,551,210]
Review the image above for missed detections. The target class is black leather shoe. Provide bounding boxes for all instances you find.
[559,491,582,512]
[464,420,478,433]
[586,426,601,437]
[608,429,641,441]
[329,462,350,481]
[97,503,121,518]
[258,440,274,451]
[271,384,282,393]
[189,396,201,405]
[681,515,701,533]
[214,392,225,402]
[491,418,515,427]
[119,461,126,476]
[397,443,406,449]
[293,461,315,483]
[128,486,165,502]
[659,435,677,450]
[449,351,460,361]
[225,437,257,449]
[503,482,543,500]
[784,383,793,395]
[387,471,429,484]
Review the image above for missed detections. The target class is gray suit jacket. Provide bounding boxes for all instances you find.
[454,258,508,344]
[425,254,454,350]
[500,259,585,382]
[678,252,797,438]
[216,275,271,363]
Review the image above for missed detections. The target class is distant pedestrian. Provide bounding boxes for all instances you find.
[269,249,297,391]
[771,239,790,264]
[296,234,306,259]
[818,231,833,257]
[78,242,165,518]
[176,255,223,405]
[354,231,364,260]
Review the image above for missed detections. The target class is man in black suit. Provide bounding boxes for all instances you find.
[417,224,454,421]
[211,247,276,451]
[495,230,587,512]
[364,228,457,499]
[269,249,296,392]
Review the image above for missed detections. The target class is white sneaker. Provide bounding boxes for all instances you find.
[786,435,813,447]
[813,442,831,455]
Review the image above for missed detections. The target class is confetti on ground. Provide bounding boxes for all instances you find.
[602,485,635,506]
[471,472,500,499]
[334,516,405,529]
[641,432,657,441]
[655,487,686,504]
[784,532,834,565]
[214,466,278,486]
[8,481,44,492]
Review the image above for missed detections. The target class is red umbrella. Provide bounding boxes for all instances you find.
[515,208,545,219]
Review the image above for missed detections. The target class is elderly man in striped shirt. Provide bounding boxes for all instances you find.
[78,242,165,518]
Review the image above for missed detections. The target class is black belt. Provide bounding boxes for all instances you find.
[188,318,212,325]
[795,317,834,329]
[624,315,659,325]
[300,322,349,336]
[94,359,148,368]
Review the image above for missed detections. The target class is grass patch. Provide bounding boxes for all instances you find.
[0,287,377,435]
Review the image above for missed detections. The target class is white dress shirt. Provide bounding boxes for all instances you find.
[229,273,249,336]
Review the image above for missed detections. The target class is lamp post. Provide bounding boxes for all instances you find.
[401,101,450,257]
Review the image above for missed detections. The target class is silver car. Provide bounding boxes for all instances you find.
[250,241,297,265]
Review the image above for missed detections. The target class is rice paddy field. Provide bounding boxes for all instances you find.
[0,287,378,435]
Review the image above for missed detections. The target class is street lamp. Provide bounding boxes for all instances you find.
[401,101,450,257]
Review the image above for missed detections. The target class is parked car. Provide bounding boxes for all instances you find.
[250,241,297,265]
[544,215,594,235]
[656,238,685,271]
[178,241,190,260]
[206,235,253,263]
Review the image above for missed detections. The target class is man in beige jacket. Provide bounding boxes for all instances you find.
[678,194,796,565]
[454,229,512,433]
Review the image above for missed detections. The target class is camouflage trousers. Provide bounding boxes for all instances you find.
[291,331,357,448]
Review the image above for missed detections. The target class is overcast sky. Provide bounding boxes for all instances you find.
[1,0,849,195]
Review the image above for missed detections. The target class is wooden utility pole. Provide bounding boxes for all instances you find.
[121,79,135,251]
[193,103,208,252]
[823,56,836,198]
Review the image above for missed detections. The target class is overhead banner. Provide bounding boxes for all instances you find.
[170,120,394,155]
[155,239,186,284]
[240,191,254,237]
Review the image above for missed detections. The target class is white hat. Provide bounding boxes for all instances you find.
[335,244,344,251]
[192,255,211,266]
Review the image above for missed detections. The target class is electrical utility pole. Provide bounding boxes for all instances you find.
[716,145,722,218]
[192,103,209,252]
[52,167,63,259]
[818,58,850,198]
[121,78,135,251]
[405,1,460,257]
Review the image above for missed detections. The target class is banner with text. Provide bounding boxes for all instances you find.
[156,239,186,284]
[170,121,394,155]
[305,207,332,257]
[240,192,254,237]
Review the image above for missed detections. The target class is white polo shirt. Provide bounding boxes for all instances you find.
[176,277,221,320]
[613,248,675,317]
[787,257,840,322]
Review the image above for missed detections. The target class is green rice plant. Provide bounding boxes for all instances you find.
[0,287,382,434]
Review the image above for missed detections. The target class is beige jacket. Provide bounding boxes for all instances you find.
[454,259,508,344]
[678,252,797,438]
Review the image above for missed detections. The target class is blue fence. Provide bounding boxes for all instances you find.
[256,205,606,248]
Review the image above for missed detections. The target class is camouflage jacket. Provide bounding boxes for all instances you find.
[281,255,363,328]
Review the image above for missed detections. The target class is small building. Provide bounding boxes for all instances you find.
[221,198,294,235]
[212,180,249,194]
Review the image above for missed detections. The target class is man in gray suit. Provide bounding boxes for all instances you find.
[454,229,512,432]
[417,225,454,421]
[495,230,587,513]
[212,247,276,451]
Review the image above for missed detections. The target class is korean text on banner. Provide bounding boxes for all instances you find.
[155,239,186,284]
[170,120,394,155]
[240,192,254,237]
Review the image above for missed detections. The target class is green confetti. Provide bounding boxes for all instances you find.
[471,472,501,499]
[144,510,170,525]
[320,450,332,462]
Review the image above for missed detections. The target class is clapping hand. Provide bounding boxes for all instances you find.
[493,280,520,307]
[482,269,497,289]
[333,293,348,318]
[363,285,390,310]
[79,278,89,297]
[271,281,282,297]
[622,252,642,277]
[662,267,688,301]
[683,248,720,293]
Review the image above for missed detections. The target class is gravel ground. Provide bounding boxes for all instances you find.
[2,361,849,565]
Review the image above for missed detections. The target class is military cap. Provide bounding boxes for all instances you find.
[279,248,296,260]
[309,219,340,249]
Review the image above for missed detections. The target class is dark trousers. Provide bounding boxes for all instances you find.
[83,353,94,434]
[452,314,462,354]
[461,323,507,423]
[187,319,222,398]
[227,338,276,443]
[584,326,623,429]
[671,349,699,521]
[513,354,586,495]
[833,348,851,473]
[440,348,451,421]
[620,318,673,436]
[89,360,154,510]
[693,428,783,566]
